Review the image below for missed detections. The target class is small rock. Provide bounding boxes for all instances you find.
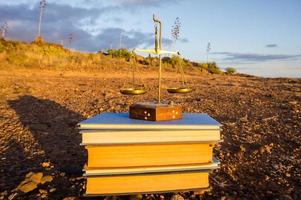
[260,144,273,154]
[170,194,184,200]
[29,172,43,184]
[49,188,56,193]
[129,194,143,200]
[17,181,38,193]
[41,175,53,184]
[239,145,246,152]
[240,115,248,123]
[25,172,34,178]
[41,162,50,168]
[63,197,77,200]
[7,193,17,200]
[39,189,47,194]
[159,195,165,200]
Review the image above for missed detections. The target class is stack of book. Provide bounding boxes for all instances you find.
[78,112,221,196]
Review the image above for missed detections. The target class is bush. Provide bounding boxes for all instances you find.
[225,67,236,74]
[162,56,172,64]
[0,42,4,53]
[107,48,133,61]
[197,62,222,74]
[170,55,183,67]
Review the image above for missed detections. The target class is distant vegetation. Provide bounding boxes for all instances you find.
[225,67,237,74]
[107,48,133,61]
[0,39,230,75]
[0,39,108,71]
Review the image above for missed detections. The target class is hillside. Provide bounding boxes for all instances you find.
[0,39,225,75]
[0,39,300,200]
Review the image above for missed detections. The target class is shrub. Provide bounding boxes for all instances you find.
[107,48,133,61]
[197,62,222,74]
[225,67,236,74]
[0,42,4,53]
[162,56,172,64]
[207,62,222,74]
[170,55,183,67]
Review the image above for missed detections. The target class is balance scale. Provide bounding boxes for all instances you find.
[120,15,192,121]
[79,15,221,197]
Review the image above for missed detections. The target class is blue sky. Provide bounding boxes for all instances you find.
[0,0,300,77]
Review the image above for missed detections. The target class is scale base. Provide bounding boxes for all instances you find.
[129,102,182,121]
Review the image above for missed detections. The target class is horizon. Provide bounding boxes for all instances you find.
[0,0,300,78]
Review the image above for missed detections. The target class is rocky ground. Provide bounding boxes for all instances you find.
[0,69,300,200]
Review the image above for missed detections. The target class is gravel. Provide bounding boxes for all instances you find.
[0,69,300,200]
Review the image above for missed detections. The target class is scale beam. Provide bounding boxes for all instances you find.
[135,49,178,55]
[135,15,182,104]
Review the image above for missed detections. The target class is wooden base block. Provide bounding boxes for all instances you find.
[129,102,182,121]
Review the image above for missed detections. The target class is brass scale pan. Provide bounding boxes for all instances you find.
[120,88,146,95]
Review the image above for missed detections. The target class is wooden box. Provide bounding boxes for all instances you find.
[129,102,182,121]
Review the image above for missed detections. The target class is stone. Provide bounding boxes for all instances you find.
[63,197,77,200]
[39,189,47,194]
[49,188,56,193]
[41,175,53,184]
[29,172,43,184]
[129,194,143,200]
[7,193,17,200]
[25,172,34,178]
[41,162,50,168]
[17,181,38,193]
[170,194,184,200]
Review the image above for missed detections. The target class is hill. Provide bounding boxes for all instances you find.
[0,39,224,75]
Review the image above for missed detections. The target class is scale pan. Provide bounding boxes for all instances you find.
[120,88,146,95]
[167,87,192,94]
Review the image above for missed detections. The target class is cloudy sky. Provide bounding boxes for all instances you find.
[0,0,301,77]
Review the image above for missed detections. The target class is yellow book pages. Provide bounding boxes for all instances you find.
[86,171,209,195]
[86,143,213,168]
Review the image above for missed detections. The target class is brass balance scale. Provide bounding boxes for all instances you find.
[120,15,192,121]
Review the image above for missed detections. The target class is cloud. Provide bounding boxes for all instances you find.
[0,2,183,52]
[118,0,180,8]
[180,38,189,43]
[266,44,278,48]
[212,52,301,62]
[94,28,154,50]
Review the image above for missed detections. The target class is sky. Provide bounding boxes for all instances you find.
[0,0,300,78]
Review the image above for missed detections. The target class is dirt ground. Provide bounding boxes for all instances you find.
[0,69,300,200]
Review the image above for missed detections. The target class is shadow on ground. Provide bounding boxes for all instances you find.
[8,95,86,175]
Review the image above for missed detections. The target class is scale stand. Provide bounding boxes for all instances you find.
[128,15,184,121]
[130,102,182,121]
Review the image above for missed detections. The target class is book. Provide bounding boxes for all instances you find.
[86,143,215,168]
[81,129,220,145]
[79,113,221,130]
[85,171,210,195]
[78,112,222,196]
